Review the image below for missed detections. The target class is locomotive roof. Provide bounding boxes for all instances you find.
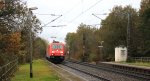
[50,42,64,44]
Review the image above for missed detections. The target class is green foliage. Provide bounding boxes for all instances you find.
[138,0,150,56]
[89,53,97,62]
[0,0,42,64]
[120,61,150,67]
[100,6,139,57]
[65,5,150,62]
[33,37,48,59]
[65,24,99,61]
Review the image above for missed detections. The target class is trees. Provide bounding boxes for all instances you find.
[0,0,42,64]
[139,0,150,56]
[65,6,140,62]
[0,0,23,64]
[65,32,79,59]
[100,6,139,58]
[65,1,150,62]
[65,24,98,61]
[33,37,48,59]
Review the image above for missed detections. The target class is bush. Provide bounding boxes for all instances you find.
[127,57,134,63]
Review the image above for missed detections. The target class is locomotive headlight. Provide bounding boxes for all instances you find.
[52,51,54,53]
[60,51,63,53]
[51,54,53,55]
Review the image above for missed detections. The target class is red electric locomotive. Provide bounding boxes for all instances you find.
[46,41,65,63]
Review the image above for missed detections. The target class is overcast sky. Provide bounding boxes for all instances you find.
[26,0,141,43]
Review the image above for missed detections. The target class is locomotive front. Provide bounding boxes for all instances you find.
[46,42,65,63]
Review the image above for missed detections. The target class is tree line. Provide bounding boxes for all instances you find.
[65,0,150,62]
[0,0,47,66]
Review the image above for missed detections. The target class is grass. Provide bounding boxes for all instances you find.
[119,61,150,67]
[12,59,61,81]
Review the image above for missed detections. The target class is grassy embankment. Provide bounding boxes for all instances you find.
[120,62,150,67]
[12,59,61,81]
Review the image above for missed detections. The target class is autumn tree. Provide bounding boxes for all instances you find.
[65,6,140,62]
[65,32,78,59]
[0,0,42,64]
[65,24,99,62]
[33,37,48,59]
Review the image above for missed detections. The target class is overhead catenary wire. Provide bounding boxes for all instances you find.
[55,0,104,42]
[55,0,104,41]
[69,0,103,23]
[38,0,104,42]
[30,0,81,28]
[41,15,62,27]
[52,0,82,25]
[54,1,82,36]
[35,13,62,16]
[44,25,67,27]
[92,13,103,20]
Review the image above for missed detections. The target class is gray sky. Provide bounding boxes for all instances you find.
[26,0,141,43]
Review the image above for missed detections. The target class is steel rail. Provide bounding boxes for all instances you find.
[62,61,110,81]
[66,60,150,81]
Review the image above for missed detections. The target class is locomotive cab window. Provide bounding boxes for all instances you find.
[52,45,57,49]
[58,45,63,49]
[52,45,63,49]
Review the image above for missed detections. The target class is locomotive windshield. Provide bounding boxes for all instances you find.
[52,45,63,49]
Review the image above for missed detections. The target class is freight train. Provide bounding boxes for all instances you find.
[46,41,65,63]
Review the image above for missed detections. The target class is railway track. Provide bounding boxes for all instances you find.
[62,61,110,81]
[97,62,150,80]
[46,59,88,81]
[62,60,150,81]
